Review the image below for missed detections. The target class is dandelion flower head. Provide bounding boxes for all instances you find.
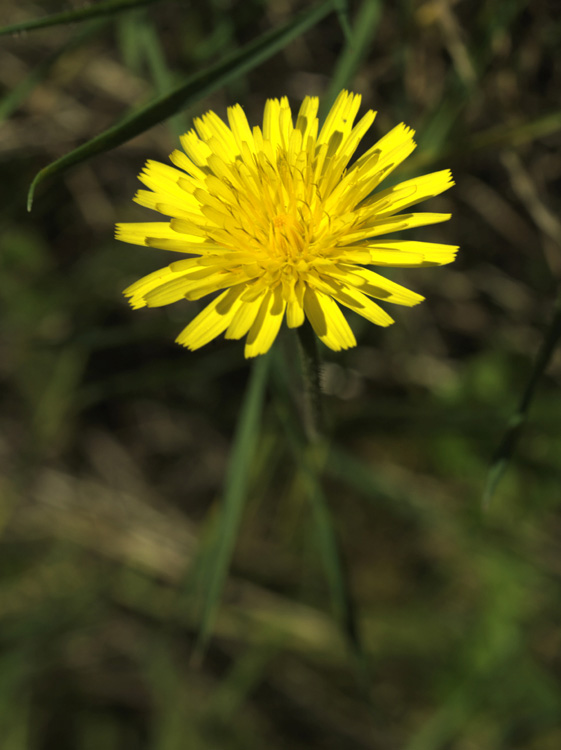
[116,91,456,357]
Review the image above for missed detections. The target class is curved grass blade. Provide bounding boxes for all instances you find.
[483,288,561,506]
[0,0,159,37]
[322,0,382,119]
[27,0,335,210]
[192,354,271,658]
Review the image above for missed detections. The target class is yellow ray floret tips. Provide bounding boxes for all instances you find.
[116,90,457,357]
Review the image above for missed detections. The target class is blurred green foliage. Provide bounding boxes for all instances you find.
[1,0,561,748]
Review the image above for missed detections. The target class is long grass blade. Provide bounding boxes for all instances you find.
[303,449,362,647]
[0,0,159,37]
[192,354,271,657]
[27,0,335,210]
[308,476,373,706]
[133,14,187,137]
[332,0,353,44]
[322,0,382,118]
[483,287,561,506]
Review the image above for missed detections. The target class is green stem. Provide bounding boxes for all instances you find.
[296,323,325,442]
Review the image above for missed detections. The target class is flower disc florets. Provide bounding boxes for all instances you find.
[116,90,457,357]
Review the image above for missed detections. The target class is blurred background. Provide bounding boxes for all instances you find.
[1,0,561,748]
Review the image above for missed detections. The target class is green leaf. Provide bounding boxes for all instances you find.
[0,0,160,36]
[483,288,561,506]
[27,0,336,210]
[192,354,271,657]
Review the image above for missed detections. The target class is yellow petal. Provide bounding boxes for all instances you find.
[144,266,221,307]
[336,265,424,306]
[344,212,452,242]
[169,149,207,182]
[183,271,247,301]
[179,130,213,167]
[137,160,188,202]
[364,249,425,266]
[116,222,185,247]
[319,110,376,199]
[133,188,199,215]
[295,96,319,142]
[367,240,459,266]
[278,97,294,149]
[324,281,394,327]
[263,98,282,149]
[317,90,361,147]
[303,287,356,351]
[196,110,238,156]
[176,287,244,350]
[124,266,174,308]
[144,237,219,253]
[227,104,256,152]
[244,286,286,357]
[285,278,306,328]
[363,170,454,215]
[225,290,267,339]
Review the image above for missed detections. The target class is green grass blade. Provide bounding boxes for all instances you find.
[0,0,160,36]
[133,14,187,137]
[305,463,373,705]
[483,287,561,506]
[322,0,382,117]
[332,0,353,44]
[304,449,359,643]
[192,354,271,657]
[0,21,106,122]
[139,21,175,94]
[27,0,335,210]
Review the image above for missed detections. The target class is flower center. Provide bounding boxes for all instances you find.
[273,213,292,229]
[269,211,309,263]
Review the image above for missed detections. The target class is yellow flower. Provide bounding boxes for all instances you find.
[116,90,456,357]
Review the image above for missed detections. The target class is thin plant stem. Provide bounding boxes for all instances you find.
[296,323,325,442]
[483,285,561,506]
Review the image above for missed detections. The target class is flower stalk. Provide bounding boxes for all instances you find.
[296,323,325,442]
